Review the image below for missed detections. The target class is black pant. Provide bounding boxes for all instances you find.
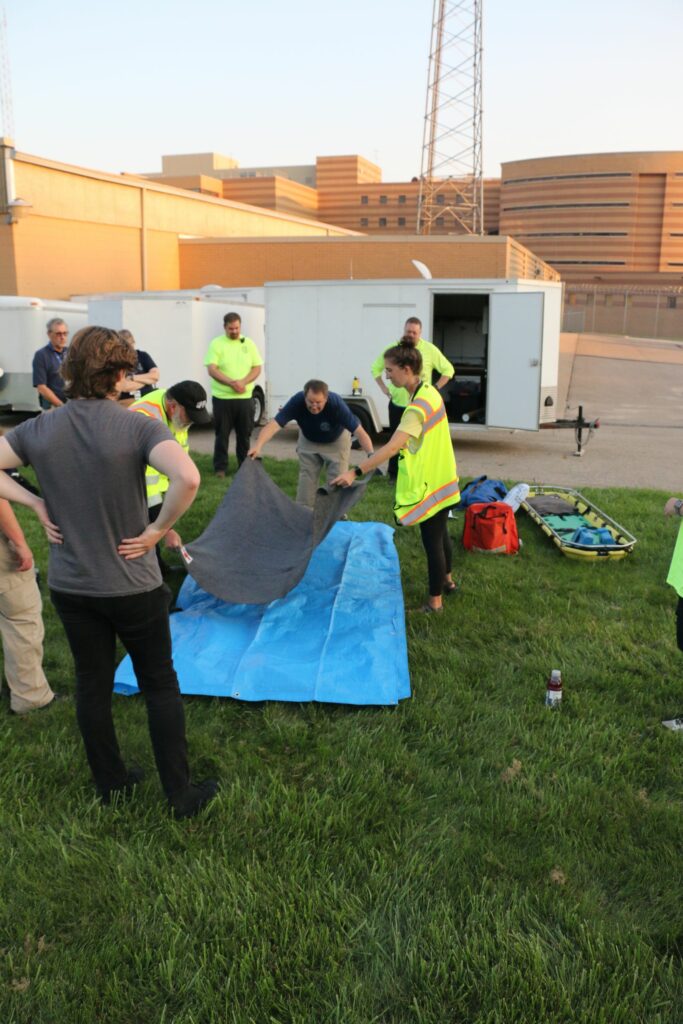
[51,586,191,802]
[388,400,404,480]
[212,397,253,472]
[418,508,453,597]
[676,598,683,652]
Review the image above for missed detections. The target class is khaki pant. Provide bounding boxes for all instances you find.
[296,430,352,508]
[0,539,54,714]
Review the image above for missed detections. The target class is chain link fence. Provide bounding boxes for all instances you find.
[563,286,683,341]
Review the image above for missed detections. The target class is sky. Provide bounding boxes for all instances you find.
[3,0,682,182]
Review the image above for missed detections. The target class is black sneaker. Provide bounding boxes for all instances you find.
[99,767,145,805]
[171,779,219,820]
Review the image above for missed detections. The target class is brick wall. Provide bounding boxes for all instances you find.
[179,235,558,289]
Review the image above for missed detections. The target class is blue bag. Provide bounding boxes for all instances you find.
[458,475,508,509]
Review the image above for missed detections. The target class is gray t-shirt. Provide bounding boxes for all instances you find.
[8,399,173,596]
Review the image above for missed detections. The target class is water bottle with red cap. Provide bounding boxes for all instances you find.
[545,669,562,708]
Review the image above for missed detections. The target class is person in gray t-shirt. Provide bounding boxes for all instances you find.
[0,326,218,819]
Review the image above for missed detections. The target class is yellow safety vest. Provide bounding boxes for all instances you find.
[393,382,460,526]
[131,389,189,507]
[667,521,683,596]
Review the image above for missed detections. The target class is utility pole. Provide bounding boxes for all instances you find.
[417,0,483,235]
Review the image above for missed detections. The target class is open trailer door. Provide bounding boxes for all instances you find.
[486,292,544,430]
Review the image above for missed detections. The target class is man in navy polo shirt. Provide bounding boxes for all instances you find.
[248,379,374,507]
[32,318,69,410]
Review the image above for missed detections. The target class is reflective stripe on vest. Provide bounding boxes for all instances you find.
[394,383,460,527]
[399,479,462,526]
[410,397,447,435]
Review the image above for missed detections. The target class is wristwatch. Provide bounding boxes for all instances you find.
[674,499,683,516]
[354,465,364,479]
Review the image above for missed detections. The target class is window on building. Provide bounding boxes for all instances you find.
[436,217,445,227]
[398,217,406,227]
[379,217,387,227]
[361,195,368,205]
[668,296,677,309]
[436,194,445,205]
[398,194,406,204]
[380,195,388,204]
[360,217,369,227]
[503,202,629,212]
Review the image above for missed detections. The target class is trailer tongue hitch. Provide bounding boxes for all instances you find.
[539,404,600,456]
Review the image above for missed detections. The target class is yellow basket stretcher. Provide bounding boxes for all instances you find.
[522,485,637,562]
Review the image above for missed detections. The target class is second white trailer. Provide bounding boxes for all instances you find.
[86,294,266,421]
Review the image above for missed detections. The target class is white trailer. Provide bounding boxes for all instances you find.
[0,297,88,412]
[85,292,267,421]
[263,278,563,436]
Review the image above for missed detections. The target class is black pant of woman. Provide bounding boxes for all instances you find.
[418,507,453,597]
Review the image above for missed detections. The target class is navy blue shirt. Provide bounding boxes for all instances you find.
[32,343,67,403]
[275,391,359,443]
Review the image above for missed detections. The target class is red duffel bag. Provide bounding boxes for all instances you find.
[462,501,519,555]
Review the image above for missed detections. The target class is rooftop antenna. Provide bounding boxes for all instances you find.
[0,6,14,140]
[417,0,483,235]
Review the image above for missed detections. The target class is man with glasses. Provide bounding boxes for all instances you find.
[32,319,69,410]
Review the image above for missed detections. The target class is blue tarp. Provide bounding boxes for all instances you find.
[114,522,411,706]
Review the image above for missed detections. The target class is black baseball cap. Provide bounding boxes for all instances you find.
[166,381,212,425]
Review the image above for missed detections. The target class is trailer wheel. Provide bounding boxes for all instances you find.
[252,388,265,427]
[347,403,376,448]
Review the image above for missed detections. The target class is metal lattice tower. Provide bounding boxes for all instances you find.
[0,6,14,141]
[417,0,483,235]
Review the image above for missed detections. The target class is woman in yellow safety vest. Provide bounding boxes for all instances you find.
[333,343,460,613]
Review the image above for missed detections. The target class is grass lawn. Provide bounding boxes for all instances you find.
[1,455,682,1023]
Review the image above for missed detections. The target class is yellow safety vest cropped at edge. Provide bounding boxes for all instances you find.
[131,389,189,507]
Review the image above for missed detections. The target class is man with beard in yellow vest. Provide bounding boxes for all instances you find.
[131,382,212,569]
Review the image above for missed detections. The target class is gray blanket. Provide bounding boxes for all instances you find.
[184,458,370,604]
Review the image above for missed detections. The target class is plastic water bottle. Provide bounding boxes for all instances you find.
[352,376,362,396]
[545,669,562,708]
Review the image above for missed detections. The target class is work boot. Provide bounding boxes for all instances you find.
[170,779,219,820]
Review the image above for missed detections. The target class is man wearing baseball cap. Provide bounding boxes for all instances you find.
[131,382,211,567]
